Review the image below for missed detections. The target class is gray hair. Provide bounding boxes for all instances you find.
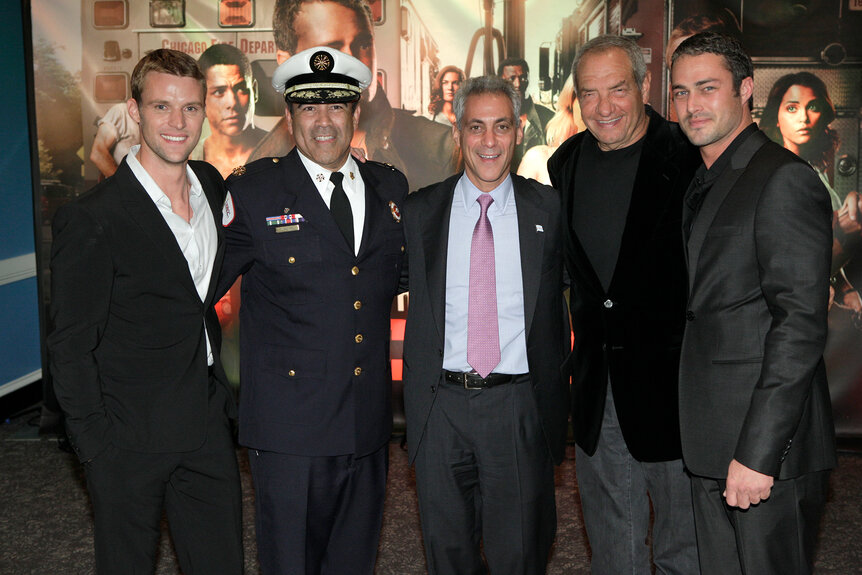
[452,75,521,130]
[572,35,647,92]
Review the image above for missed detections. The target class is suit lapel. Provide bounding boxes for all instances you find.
[514,179,547,342]
[356,160,385,259]
[561,138,606,298]
[421,177,457,348]
[116,162,199,300]
[687,130,769,287]
[192,162,226,307]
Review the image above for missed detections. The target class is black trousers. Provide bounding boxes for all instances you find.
[84,384,243,575]
[249,442,388,575]
[690,470,830,575]
[413,373,557,575]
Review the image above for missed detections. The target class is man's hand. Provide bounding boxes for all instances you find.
[836,191,862,236]
[723,459,774,509]
[350,146,368,163]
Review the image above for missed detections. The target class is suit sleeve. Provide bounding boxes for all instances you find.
[398,193,414,295]
[734,162,832,476]
[47,202,114,462]
[215,184,256,300]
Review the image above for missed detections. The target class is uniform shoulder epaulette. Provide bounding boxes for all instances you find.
[365,159,400,173]
[226,156,283,183]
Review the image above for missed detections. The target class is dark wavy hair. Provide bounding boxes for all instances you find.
[427,65,465,116]
[761,72,838,171]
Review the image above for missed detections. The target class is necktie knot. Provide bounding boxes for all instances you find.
[477,193,494,214]
[330,171,344,186]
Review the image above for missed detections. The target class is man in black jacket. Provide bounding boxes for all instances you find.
[547,35,700,575]
[672,32,835,575]
[48,49,242,574]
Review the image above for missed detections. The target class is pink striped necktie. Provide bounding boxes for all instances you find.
[467,193,501,378]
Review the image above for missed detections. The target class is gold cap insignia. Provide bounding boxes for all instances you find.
[312,52,333,72]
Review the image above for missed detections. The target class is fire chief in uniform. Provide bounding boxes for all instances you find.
[217,47,407,574]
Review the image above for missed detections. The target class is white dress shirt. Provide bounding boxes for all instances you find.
[126,145,217,365]
[442,173,529,374]
[297,150,366,256]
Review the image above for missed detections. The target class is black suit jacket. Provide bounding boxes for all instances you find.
[401,173,571,465]
[547,107,700,461]
[48,160,233,463]
[218,150,407,457]
[679,128,837,479]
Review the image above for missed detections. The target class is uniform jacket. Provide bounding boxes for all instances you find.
[400,173,571,465]
[679,128,836,479]
[48,160,233,463]
[218,149,407,457]
[547,107,700,461]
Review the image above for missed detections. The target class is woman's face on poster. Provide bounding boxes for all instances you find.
[441,71,461,102]
[777,84,823,150]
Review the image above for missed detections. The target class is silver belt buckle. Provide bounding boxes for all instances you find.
[464,373,483,390]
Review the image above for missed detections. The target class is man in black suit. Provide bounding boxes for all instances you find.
[547,35,701,574]
[48,49,242,574]
[218,46,407,574]
[671,33,836,575]
[401,75,570,574]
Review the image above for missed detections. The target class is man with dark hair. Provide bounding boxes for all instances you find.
[547,34,700,575]
[195,43,266,177]
[218,46,407,574]
[251,0,454,190]
[48,49,243,574]
[672,32,836,575]
[497,56,554,169]
[401,75,570,574]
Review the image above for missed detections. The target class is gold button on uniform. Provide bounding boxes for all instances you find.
[355,334,363,343]
[351,266,359,275]
[354,367,362,376]
[353,300,362,310]
[401,245,405,253]
[288,370,296,377]
[288,256,296,264]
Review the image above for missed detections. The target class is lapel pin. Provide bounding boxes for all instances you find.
[349,171,355,180]
[315,173,325,183]
[389,201,401,222]
[535,225,544,233]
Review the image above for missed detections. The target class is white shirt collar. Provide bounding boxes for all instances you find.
[457,172,514,215]
[296,149,359,194]
[126,145,204,207]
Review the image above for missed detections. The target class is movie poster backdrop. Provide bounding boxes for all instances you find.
[30,0,861,436]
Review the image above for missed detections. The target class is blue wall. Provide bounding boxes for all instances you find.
[0,1,42,394]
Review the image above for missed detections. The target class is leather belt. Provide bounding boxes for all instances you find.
[442,370,526,390]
